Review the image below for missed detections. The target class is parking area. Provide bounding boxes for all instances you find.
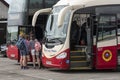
[0,57,120,80]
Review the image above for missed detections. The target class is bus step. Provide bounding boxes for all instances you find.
[70,61,90,68]
[74,45,87,51]
[70,66,92,70]
[70,51,86,56]
[70,56,86,61]
[117,66,120,71]
[71,50,86,53]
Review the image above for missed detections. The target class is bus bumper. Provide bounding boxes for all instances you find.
[42,49,70,70]
[42,57,69,69]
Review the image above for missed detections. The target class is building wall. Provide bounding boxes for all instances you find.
[0,1,8,45]
[0,1,8,19]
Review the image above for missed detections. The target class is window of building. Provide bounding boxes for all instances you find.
[9,0,27,13]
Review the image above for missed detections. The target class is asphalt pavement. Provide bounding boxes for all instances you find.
[0,57,46,80]
[0,57,120,80]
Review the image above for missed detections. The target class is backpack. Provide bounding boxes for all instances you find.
[16,38,25,50]
[35,42,41,51]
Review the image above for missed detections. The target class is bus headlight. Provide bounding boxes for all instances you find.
[56,52,67,59]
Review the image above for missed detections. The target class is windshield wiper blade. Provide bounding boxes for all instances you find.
[49,38,63,43]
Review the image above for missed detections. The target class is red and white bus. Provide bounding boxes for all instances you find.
[32,0,120,70]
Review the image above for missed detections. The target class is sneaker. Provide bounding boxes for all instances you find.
[22,66,25,69]
[23,66,29,70]
[25,66,29,69]
[38,66,41,69]
[33,66,36,69]
[21,66,23,69]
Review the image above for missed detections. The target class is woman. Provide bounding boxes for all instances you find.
[17,33,28,69]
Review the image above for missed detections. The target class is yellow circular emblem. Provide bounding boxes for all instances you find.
[102,50,112,62]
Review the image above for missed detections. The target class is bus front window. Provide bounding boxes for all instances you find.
[45,6,71,44]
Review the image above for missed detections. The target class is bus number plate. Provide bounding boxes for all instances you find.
[46,61,51,65]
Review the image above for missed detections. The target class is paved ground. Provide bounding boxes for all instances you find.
[0,57,120,80]
[0,57,45,80]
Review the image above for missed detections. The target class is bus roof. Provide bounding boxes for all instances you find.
[54,0,120,7]
[85,0,120,7]
[54,0,92,6]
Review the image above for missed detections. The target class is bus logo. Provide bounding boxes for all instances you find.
[102,50,112,62]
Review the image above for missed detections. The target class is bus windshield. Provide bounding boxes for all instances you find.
[45,5,71,43]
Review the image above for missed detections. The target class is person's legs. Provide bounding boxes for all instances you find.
[32,55,36,68]
[21,50,28,69]
[23,55,27,68]
[26,54,30,62]
[20,50,24,69]
[20,56,23,69]
[36,51,41,68]
[31,49,36,68]
[26,54,30,68]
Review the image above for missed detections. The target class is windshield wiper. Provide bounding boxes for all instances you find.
[48,38,63,43]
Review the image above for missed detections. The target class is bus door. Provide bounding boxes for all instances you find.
[96,14,117,69]
[70,14,92,69]
[117,15,120,66]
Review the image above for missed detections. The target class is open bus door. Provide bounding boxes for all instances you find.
[96,14,117,69]
[70,14,93,70]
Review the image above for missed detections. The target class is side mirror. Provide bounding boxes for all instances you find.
[58,6,72,27]
[32,8,52,27]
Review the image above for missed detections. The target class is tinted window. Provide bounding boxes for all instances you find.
[117,14,120,35]
[98,15,116,41]
[29,0,59,15]
[29,0,43,9]
[45,0,58,8]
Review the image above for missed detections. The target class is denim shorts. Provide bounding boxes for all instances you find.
[20,50,27,56]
